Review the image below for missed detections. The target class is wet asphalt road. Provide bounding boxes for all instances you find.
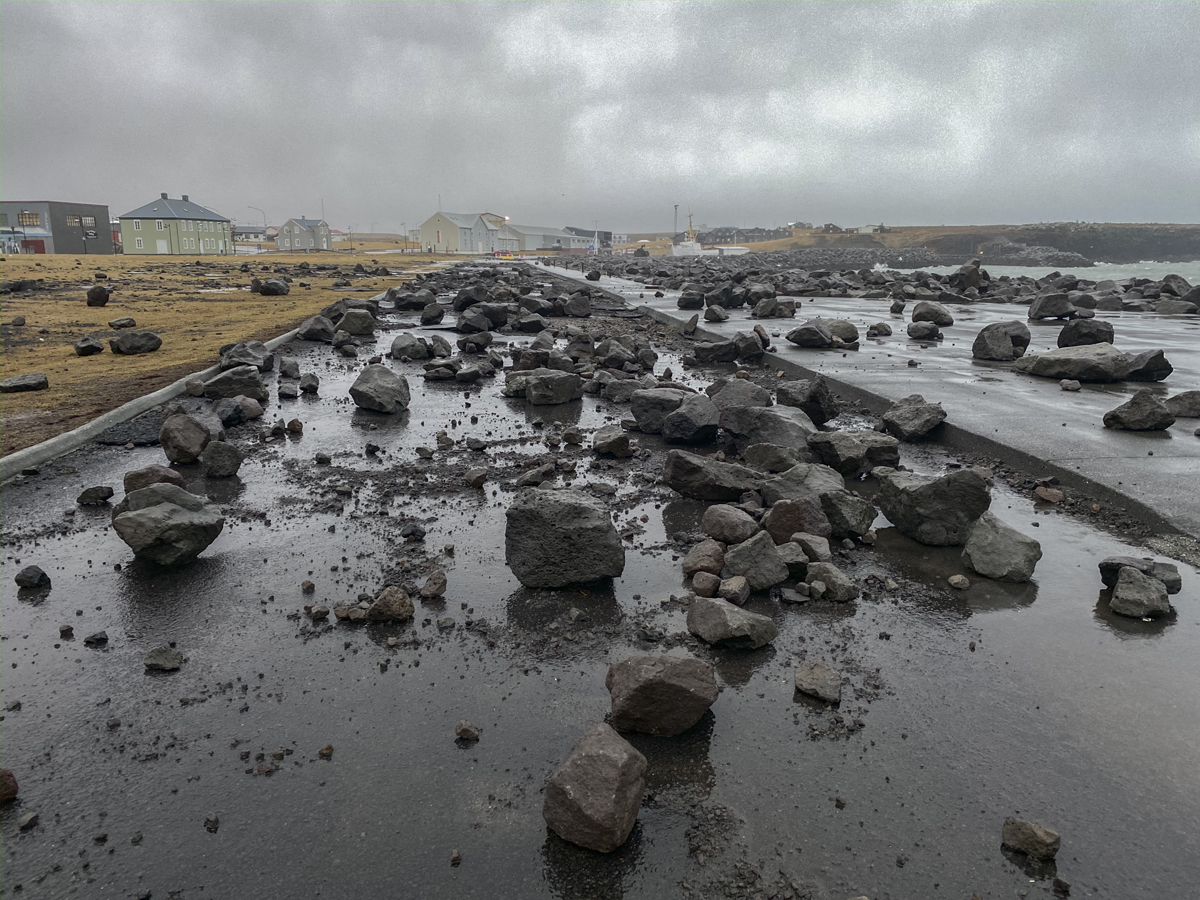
[2,288,1199,899]
[551,263,1200,537]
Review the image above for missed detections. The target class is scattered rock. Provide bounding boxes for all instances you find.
[201,441,243,478]
[606,654,718,736]
[948,574,970,590]
[1098,556,1181,594]
[960,512,1042,582]
[110,331,162,355]
[881,394,946,440]
[700,504,760,544]
[124,464,185,494]
[805,561,859,602]
[776,377,838,425]
[111,483,225,565]
[420,570,447,598]
[77,485,114,505]
[723,530,789,590]
[505,489,625,587]
[1014,343,1131,383]
[1164,390,1200,418]
[0,373,49,393]
[204,366,268,401]
[349,365,411,413]
[1001,818,1061,860]
[455,720,481,742]
[681,539,725,577]
[1102,390,1175,431]
[159,413,211,463]
[593,425,632,458]
[972,321,1031,361]
[0,769,17,803]
[874,467,991,546]
[794,658,842,703]
[144,645,183,671]
[686,596,779,649]
[1109,566,1173,618]
[542,723,646,853]
[367,585,415,622]
[663,450,761,501]
[74,337,105,356]
[1057,318,1114,347]
[1060,379,1081,392]
[15,565,50,589]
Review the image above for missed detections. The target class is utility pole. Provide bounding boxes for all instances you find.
[673,204,679,238]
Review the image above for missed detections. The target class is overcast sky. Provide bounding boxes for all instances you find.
[3,1,1198,233]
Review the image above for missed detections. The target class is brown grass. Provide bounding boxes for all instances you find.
[0,252,448,456]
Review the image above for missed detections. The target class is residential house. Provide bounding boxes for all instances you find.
[0,200,113,255]
[234,225,267,243]
[275,217,331,251]
[503,224,589,252]
[118,194,232,255]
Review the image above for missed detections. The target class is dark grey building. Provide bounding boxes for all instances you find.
[0,200,114,255]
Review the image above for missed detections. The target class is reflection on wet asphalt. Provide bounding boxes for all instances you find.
[1,283,1198,900]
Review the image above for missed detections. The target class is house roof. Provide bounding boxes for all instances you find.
[504,224,573,238]
[435,212,484,228]
[119,196,228,222]
[286,218,327,229]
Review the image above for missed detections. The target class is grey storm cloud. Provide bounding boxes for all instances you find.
[2,0,1197,233]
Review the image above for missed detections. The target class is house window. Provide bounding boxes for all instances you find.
[135,237,144,249]
[156,219,164,231]
[82,216,96,227]
[18,212,40,227]
[66,215,81,226]
[285,238,290,247]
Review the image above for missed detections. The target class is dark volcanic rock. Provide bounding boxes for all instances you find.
[1102,390,1175,431]
[111,483,225,566]
[606,655,718,736]
[110,331,162,355]
[505,489,625,587]
[1057,318,1114,347]
[874,467,991,546]
[663,450,762,501]
[542,723,646,853]
[0,373,49,392]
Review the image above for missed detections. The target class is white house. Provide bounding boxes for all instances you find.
[275,217,332,251]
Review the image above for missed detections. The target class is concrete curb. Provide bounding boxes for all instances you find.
[0,327,301,484]
[637,304,1193,538]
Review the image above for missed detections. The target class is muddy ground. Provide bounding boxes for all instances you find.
[1,267,1198,899]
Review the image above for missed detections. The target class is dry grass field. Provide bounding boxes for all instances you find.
[0,252,448,456]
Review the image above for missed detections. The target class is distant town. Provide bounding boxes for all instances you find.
[0,193,856,258]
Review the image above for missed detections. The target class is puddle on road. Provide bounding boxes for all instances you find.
[2,302,1198,899]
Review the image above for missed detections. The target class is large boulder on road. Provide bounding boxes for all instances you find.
[1109,566,1173,618]
[664,450,761,501]
[874,467,991,546]
[1014,343,1131,382]
[159,413,212,464]
[111,483,224,566]
[542,724,646,853]
[960,512,1042,582]
[525,368,583,405]
[776,377,837,425]
[723,530,789,590]
[204,366,268,401]
[972,321,1030,361]
[505,489,625,587]
[1057,318,1114,348]
[606,655,718,736]
[881,394,946,441]
[1102,390,1175,431]
[687,596,778,649]
[719,404,816,451]
[630,388,688,433]
[297,315,335,342]
[349,365,410,413]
